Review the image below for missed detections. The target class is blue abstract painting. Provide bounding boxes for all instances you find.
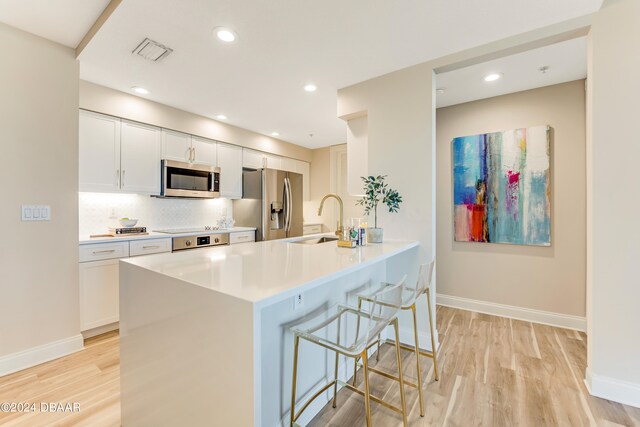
[453,126,551,246]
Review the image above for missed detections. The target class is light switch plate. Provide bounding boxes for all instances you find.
[22,205,51,221]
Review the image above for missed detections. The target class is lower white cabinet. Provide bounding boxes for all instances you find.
[79,258,120,331]
[79,238,171,333]
[230,230,256,244]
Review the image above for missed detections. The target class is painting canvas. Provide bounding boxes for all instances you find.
[453,126,551,246]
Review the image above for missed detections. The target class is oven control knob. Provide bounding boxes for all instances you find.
[185,240,192,247]
[214,237,220,243]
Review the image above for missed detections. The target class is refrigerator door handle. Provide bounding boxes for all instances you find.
[285,177,292,233]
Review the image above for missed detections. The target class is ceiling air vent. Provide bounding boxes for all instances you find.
[132,38,173,62]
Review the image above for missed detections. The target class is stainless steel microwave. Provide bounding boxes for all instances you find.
[160,160,220,198]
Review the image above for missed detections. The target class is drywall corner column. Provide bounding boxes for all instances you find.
[587,0,640,407]
[346,116,368,196]
[0,23,82,374]
[338,64,436,258]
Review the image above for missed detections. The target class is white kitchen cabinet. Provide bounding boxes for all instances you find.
[79,258,120,331]
[243,148,265,169]
[217,143,243,199]
[79,110,121,193]
[229,230,256,244]
[120,120,162,194]
[162,130,217,166]
[79,238,171,334]
[264,154,282,170]
[191,136,217,166]
[281,157,297,172]
[294,160,311,201]
[161,129,192,163]
[79,111,161,195]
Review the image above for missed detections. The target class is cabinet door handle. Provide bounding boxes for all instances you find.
[193,147,196,162]
[142,245,160,250]
[122,170,125,186]
[92,249,116,254]
[237,235,249,239]
[116,169,120,187]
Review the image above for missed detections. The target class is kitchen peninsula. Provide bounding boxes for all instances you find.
[119,237,419,426]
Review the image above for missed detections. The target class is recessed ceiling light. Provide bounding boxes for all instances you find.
[213,27,237,43]
[271,132,280,137]
[131,86,149,95]
[304,84,317,92]
[484,73,503,82]
[436,88,446,95]
[216,114,227,120]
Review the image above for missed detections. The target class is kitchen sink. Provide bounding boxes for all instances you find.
[291,236,339,245]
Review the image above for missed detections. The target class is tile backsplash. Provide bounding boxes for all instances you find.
[79,192,233,236]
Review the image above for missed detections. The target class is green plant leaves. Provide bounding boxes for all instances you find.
[356,175,402,228]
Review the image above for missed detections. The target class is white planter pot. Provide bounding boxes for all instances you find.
[367,227,383,243]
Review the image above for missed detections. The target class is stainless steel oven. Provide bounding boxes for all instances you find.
[160,160,220,198]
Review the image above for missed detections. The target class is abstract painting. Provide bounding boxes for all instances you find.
[453,126,551,246]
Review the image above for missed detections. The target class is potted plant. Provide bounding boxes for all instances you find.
[356,175,402,243]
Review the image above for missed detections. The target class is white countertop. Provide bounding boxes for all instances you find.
[79,227,256,244]
[121,237,418,308]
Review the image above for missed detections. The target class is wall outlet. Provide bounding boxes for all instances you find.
[22,205,51,221]
[293,293,305,311]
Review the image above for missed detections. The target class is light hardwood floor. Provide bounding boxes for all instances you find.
[1,308,638,426]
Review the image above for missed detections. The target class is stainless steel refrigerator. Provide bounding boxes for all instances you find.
[233,169,303,241]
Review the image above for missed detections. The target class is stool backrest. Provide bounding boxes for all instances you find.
[363,275,406,344]
[412,260,435,301]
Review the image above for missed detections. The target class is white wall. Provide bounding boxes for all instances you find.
[0,23,82,371]
[586,0,640,407]
[436,81,586,319]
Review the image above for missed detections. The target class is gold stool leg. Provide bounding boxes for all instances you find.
[332,316,341,408]
[290,335,300,427]
[426,289,439,381]
[411,304,425,417]
[362,349,372,427]
[393,318,408,426]
[352,297,363,386]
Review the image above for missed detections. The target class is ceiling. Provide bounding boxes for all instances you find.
[0,0,110,48]
[436,37,588,108]
[2,0,602,149]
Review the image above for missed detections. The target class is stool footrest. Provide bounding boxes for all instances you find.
[338,380,405,415]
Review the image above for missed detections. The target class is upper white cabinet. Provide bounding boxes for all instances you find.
[79,111,161,195]
[79,111,121,193]
[161,129,191,163]
[264,154,282,170]
[295,160,311,201]
[217,143,243,199]
[191,136,217,166]
[120,120,162,194]
[281,158,297,172]
[162,130,217,166]
[243,148,265,169]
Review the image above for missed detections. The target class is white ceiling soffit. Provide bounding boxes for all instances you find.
[78,0,602,149]
[0,0,111,48]
[436,37,588,109]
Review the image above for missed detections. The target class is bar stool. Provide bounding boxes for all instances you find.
[353,260,439,418]
[290,277,409,427]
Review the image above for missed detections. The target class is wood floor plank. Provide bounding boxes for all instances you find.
[1,308,638,426]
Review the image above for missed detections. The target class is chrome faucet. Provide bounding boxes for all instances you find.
[318,194,344,238]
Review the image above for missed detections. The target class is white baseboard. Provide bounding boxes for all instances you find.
[0,334,84,377]
[437,293,586,332]
[586,367,640,408]
[81,322,118,339]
